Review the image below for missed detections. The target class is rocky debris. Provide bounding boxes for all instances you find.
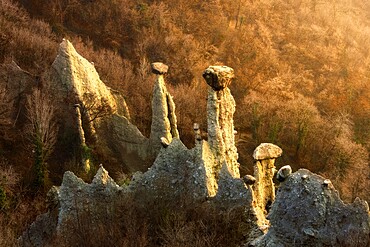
[205,65,239,179]
[249,169,370,247]
[202,65,234,91]
[276,165,292,182]
[150,62,179,153]
[151,62,169,74]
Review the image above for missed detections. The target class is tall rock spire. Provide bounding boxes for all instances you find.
[149,62,179,152]
[203,65,239,178]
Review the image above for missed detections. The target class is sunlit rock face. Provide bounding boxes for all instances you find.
[50,40,155,172]
[205,65,240,182]
[19,59,370,247]
[252,143,283,221]
[203,65,234,91]
[52,39,118,116]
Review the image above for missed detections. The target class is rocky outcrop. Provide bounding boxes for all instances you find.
[51,40,118,116]
[20,62,370,247]
[20,165,121,247]
[49,41,181,172]
[250,169,370,247]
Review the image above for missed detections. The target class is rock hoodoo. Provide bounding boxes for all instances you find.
[149,62,179,153]
[151,62,169,75]
[19,46,370,247]
[48,41,188,172]
[205,65,239,178]
[50,40,153,172]
[203,65,234,91]
[253,143,282,217]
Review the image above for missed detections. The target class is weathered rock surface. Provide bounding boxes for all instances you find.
[57,166,121,238]
[49,40,180,172]
[214,162,252,207]
[151,62,169,74]
[253,143,282,220]
[0,61,35,125]
[51,40,118,115]
[253,143,282,160]
[96,114,151,172]
[149,63,179,153]
[249,169,370,247]
[19,62,370,247]
[276,165,292,182]
[129,138,210,204]
[206,65,239,180]
[202,65,234,91]
[19,166,122,246]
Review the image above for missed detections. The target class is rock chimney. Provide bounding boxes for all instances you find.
[203,65,239,178]
[149,62,179,153]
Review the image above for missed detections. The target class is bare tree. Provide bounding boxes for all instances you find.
[0,85,10,126]
[49,0,81,24]
[26,89,58,189]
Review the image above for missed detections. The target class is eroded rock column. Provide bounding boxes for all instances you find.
[149,62,179,153]
[253,143,282,215]
[203,66,239,178]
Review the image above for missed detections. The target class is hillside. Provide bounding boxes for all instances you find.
[0,0,369,245]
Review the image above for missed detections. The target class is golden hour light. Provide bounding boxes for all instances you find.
[0,0,369,246]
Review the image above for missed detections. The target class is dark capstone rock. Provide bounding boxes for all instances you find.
[243,175,256,185]
[151,62,169,75]
[202,65,234,91]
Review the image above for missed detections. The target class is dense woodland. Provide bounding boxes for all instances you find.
[0,0,369,245]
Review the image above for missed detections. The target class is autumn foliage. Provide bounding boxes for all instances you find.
[0,0,369,243]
